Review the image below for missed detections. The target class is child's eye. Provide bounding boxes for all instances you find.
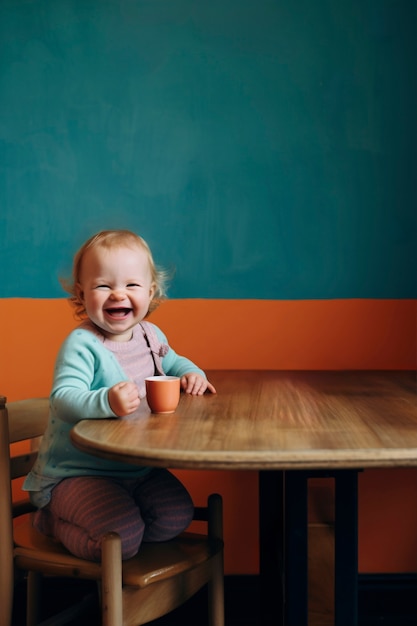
[95,284,110,290]
[127,283,141,288]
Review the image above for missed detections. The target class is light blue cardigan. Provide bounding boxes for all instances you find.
[23,323,205,507]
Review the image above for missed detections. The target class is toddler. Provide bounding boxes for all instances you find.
[24,229,216,561]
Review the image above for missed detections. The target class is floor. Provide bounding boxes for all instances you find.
[12,576,260,626]
[11,574,417,626]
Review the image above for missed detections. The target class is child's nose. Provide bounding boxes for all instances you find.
[110,289,125,300]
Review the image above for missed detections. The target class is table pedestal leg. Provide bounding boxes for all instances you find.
[259,471,284,626]
[284,472,309,626]
[259,471,309,626]
[259,469,359,626]
[334,470,359,626]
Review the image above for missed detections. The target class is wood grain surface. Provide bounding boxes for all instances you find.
[71,370,417,470]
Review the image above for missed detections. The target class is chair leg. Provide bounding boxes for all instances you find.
[208,494,224,626]
[101,532,123,626]
[26,570,42,626]
[208,552,225,626]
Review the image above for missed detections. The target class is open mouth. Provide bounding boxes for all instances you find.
[105,307,132,319]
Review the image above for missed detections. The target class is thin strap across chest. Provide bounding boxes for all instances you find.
[139,322,169,376]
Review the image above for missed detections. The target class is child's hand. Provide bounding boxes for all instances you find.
[180,374,217,396]
[108,381,140,416]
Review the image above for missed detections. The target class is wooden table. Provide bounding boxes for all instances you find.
[71,370,417,626]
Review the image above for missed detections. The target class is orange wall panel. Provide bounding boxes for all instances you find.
[151,298,416,370]
[1,297,416,574]
[1,297,415,402]
[358,469,417,572]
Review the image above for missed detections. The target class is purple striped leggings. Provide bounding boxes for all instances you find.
[33,469,194,561]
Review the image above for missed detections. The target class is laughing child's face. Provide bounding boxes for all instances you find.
[76,244,155,342]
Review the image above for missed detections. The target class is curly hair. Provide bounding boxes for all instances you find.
[61,230,170,319]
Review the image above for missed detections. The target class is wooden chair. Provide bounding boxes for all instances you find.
[0,395,224,626]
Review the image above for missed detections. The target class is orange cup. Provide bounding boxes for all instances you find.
[145,376,181,414]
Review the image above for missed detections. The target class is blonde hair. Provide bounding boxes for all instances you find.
[61,230,169,319]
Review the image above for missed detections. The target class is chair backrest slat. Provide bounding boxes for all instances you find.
[7,398,49,443]
[11,451,39,480]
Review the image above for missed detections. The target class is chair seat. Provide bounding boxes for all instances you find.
[123,533,222,586]
[14,517,223,588]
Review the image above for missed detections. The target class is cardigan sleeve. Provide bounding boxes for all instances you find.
[50,329,128,423]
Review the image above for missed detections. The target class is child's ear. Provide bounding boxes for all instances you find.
[149,283,156,299]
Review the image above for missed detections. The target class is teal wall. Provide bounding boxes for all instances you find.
[0,0,415,299]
